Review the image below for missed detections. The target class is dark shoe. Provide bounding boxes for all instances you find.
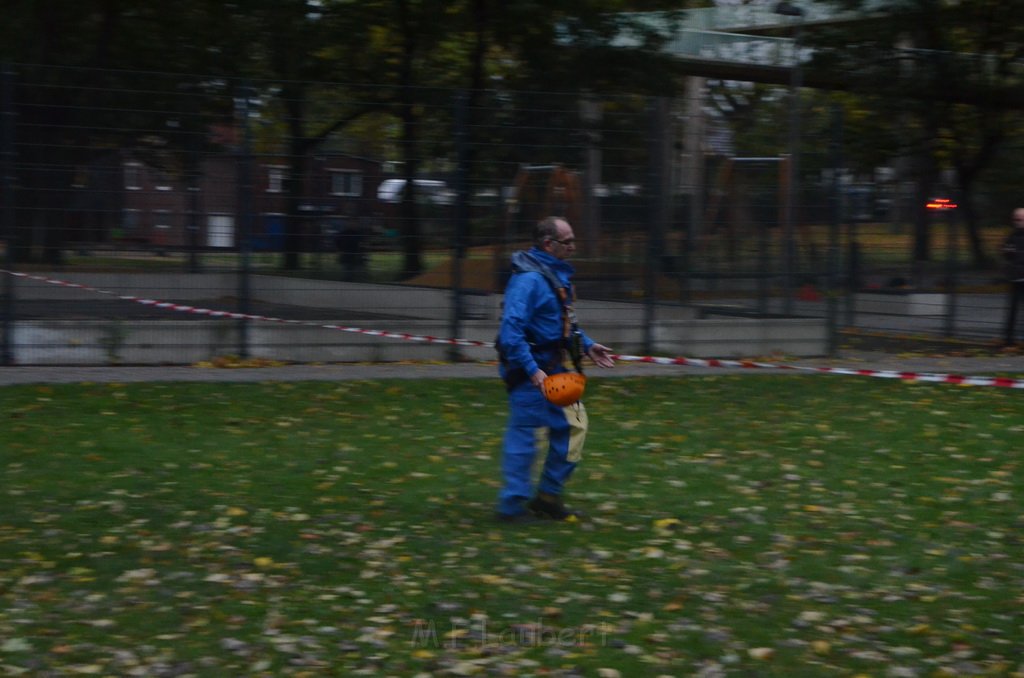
[495,511,542,524]
[527,494,582,521]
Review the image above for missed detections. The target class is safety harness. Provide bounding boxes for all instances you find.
[497,251,585,391]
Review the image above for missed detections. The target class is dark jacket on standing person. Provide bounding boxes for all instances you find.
[1003,229,1024,281]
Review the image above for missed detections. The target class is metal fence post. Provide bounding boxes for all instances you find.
[1,64,15,366]
[580,94,602,260]
[844,232,860,327]
[448,90,469,361]
[643,97,670,355]
[235,83,253,358]
[681,77,705,307]
[185,85,202,274]
[943,199,958,338]
[826,104,843,356]
[780,7,805,316]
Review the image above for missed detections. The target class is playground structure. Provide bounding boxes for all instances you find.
[699,155,819,282]
[492,164,584,291]
[484,158,818,300]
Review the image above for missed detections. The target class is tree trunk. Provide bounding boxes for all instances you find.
[956,189,990,269]
[953,134,1001,270]
[911,165,934,264]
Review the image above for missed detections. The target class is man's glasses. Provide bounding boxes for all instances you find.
[550,237,576,246]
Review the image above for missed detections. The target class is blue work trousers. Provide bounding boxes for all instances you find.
[497,383,588,517]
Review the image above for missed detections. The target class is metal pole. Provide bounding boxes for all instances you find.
[448,90,469,361]
[236,84,253,358]
[682,76,705,306]
[844,230,858,327]
[187,183,201,272]
[776,2,804,316]
[826,104,843,356]
[943,201,958,337]
[643,97,669,355]
[1,64,15,365]
[757,186,770,316]
[784,23,803,315]
[580,94,602,260]
[186,87,202,274]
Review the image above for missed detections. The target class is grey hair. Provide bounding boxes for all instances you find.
[534,216,564,247]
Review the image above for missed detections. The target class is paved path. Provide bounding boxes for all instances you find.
[2,351,1022,385]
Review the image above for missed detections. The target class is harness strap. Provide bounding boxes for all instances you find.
[498,251,586,388]
[556,286,585,374]
[517,252,582,374]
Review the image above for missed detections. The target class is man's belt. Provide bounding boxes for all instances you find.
[502,339,565,391]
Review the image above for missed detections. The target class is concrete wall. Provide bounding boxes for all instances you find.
[14,273,699,322]
[15,273,239,301]
[8,272,827,364]
[854,293,948,316]
[10,316,826,365]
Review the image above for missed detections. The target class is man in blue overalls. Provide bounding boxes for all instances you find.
[496,216,615,523]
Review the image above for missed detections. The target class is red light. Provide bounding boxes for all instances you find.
[926,198,957,210]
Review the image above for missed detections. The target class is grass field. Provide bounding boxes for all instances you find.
[1,374,1022,676]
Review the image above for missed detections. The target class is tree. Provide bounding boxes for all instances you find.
[810,0,1024,269]
[224,0,376,270]
[0,1,245,263]
[210,0,482,276]
[1,0,691,272]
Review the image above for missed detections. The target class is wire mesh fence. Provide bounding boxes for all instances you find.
[1,64,1017,364]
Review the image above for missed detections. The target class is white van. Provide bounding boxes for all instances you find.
[377,179,454,206]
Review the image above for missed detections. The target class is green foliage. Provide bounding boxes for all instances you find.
[807,0,1024,261]
[1,375,1022,675]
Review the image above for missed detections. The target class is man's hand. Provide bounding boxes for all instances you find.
[587,343,615,368]
[530,369,548,388]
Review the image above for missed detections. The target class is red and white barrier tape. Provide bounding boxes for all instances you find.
[5,270,1023,389]
[3,270,491,349]
[609,353,1024,389]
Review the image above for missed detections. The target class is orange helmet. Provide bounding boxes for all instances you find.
[542,372,587,407]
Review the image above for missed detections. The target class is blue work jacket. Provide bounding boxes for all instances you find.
[498,248,594,380]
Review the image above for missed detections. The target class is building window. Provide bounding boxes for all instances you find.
[121,209,142,237]
[124,163,142,190]
[154,210,173,230]
[153,168,173,191]
[330,171,363,197]
[267,166,286,193]
[207,214,234,248]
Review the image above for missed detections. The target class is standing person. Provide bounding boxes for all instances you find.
[1001,207,1024,348]
[335,217,367,282]
[495,216,615,523]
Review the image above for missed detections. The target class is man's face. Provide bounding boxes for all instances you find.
[547,220,577,260]
[1015,210,1024,228]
